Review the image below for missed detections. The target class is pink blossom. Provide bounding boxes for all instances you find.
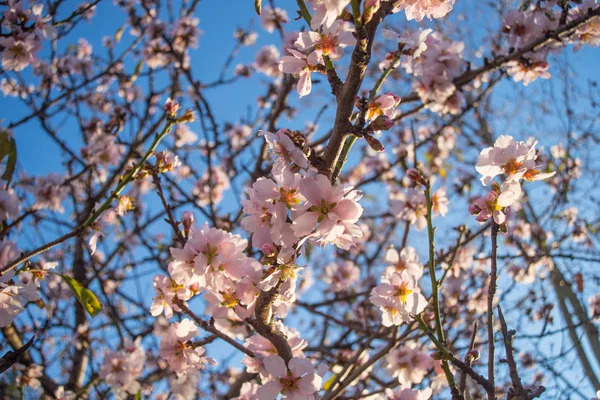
[0,187,19,221]
[158,318,217,375]
[0,283,23,327]
[261,129,309,176]
[279,49,318,97]
[115,196,134,216]
[241,173,300,250]
[99,338,146,397]
[383,246,422,279]
[384,342,433,385]
[0,35,38,71]
[32,173,67,213]
[83,131,125,167]
[385,387,434,400]
[295,20,356,65]
[468,182,521,225]
[292,174,363,249]
[193,166,230,206]
[150,275,191,318]
[308,0,351,30]
[30,4,57,40]
[15,363,43,389]
[476,135,555,186]
[169,222,247,288]
[506,55,551,86]
[393,0,455,21]
[155,150,181,173]
[255,45,281,77]
[476,135,533,185]
[174,124,198,147]
[322,260,360,292]
[257,355,322,400]
[390,188,427,230]
[365,92,401,121]
[232,381,260,400]
[226,123,252,150]
[261,7,289,33]
[382,27,432,59]
[370,270,427,326]
[571,0,600,49]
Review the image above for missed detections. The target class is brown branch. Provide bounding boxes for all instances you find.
[498,305,546,399]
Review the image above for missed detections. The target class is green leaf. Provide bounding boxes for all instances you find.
[115,26,124,43]
[0,132,16,185]
[131,60,143,82]
[61,275,103,317]
[135,389,142,400]
[1,138,17,185]
[255,0,262,15]
[323,373,337,390]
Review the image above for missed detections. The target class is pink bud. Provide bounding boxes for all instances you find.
[367,115,394,132]
[164,97,180,119]
[364,134,385,152]
[181,211,194,234]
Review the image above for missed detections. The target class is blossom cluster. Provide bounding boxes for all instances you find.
[0,243,56,327]
[370,246,427,326]
[0,1,56,71]
[279,19,356,96]
[99,338,146,398]
[403,31,466,115]
[471,135,555,225]
[502,1,600,85]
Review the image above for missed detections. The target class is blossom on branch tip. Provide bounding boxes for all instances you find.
[261,129,309,177]
[279,49,322,97]
[292,174,364,250]
[158,318,217,375]
[370,270,427,326]
[390,0,455,21]
[308,0,352,30]
[256,355,322,400]
[295,20,356,65]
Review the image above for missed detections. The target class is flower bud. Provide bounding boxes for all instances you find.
[466,349,480,362]
[164,97,180,119]
[181,211,194,235]
[364,134,385,152]
[366,115,394,132]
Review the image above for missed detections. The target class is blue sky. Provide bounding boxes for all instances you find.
[3,0,600,398]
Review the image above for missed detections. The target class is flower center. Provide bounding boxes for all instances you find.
[221,292,239,308]
[395,283,413,303]
[502,159,523,176]
[316,34,338,55]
